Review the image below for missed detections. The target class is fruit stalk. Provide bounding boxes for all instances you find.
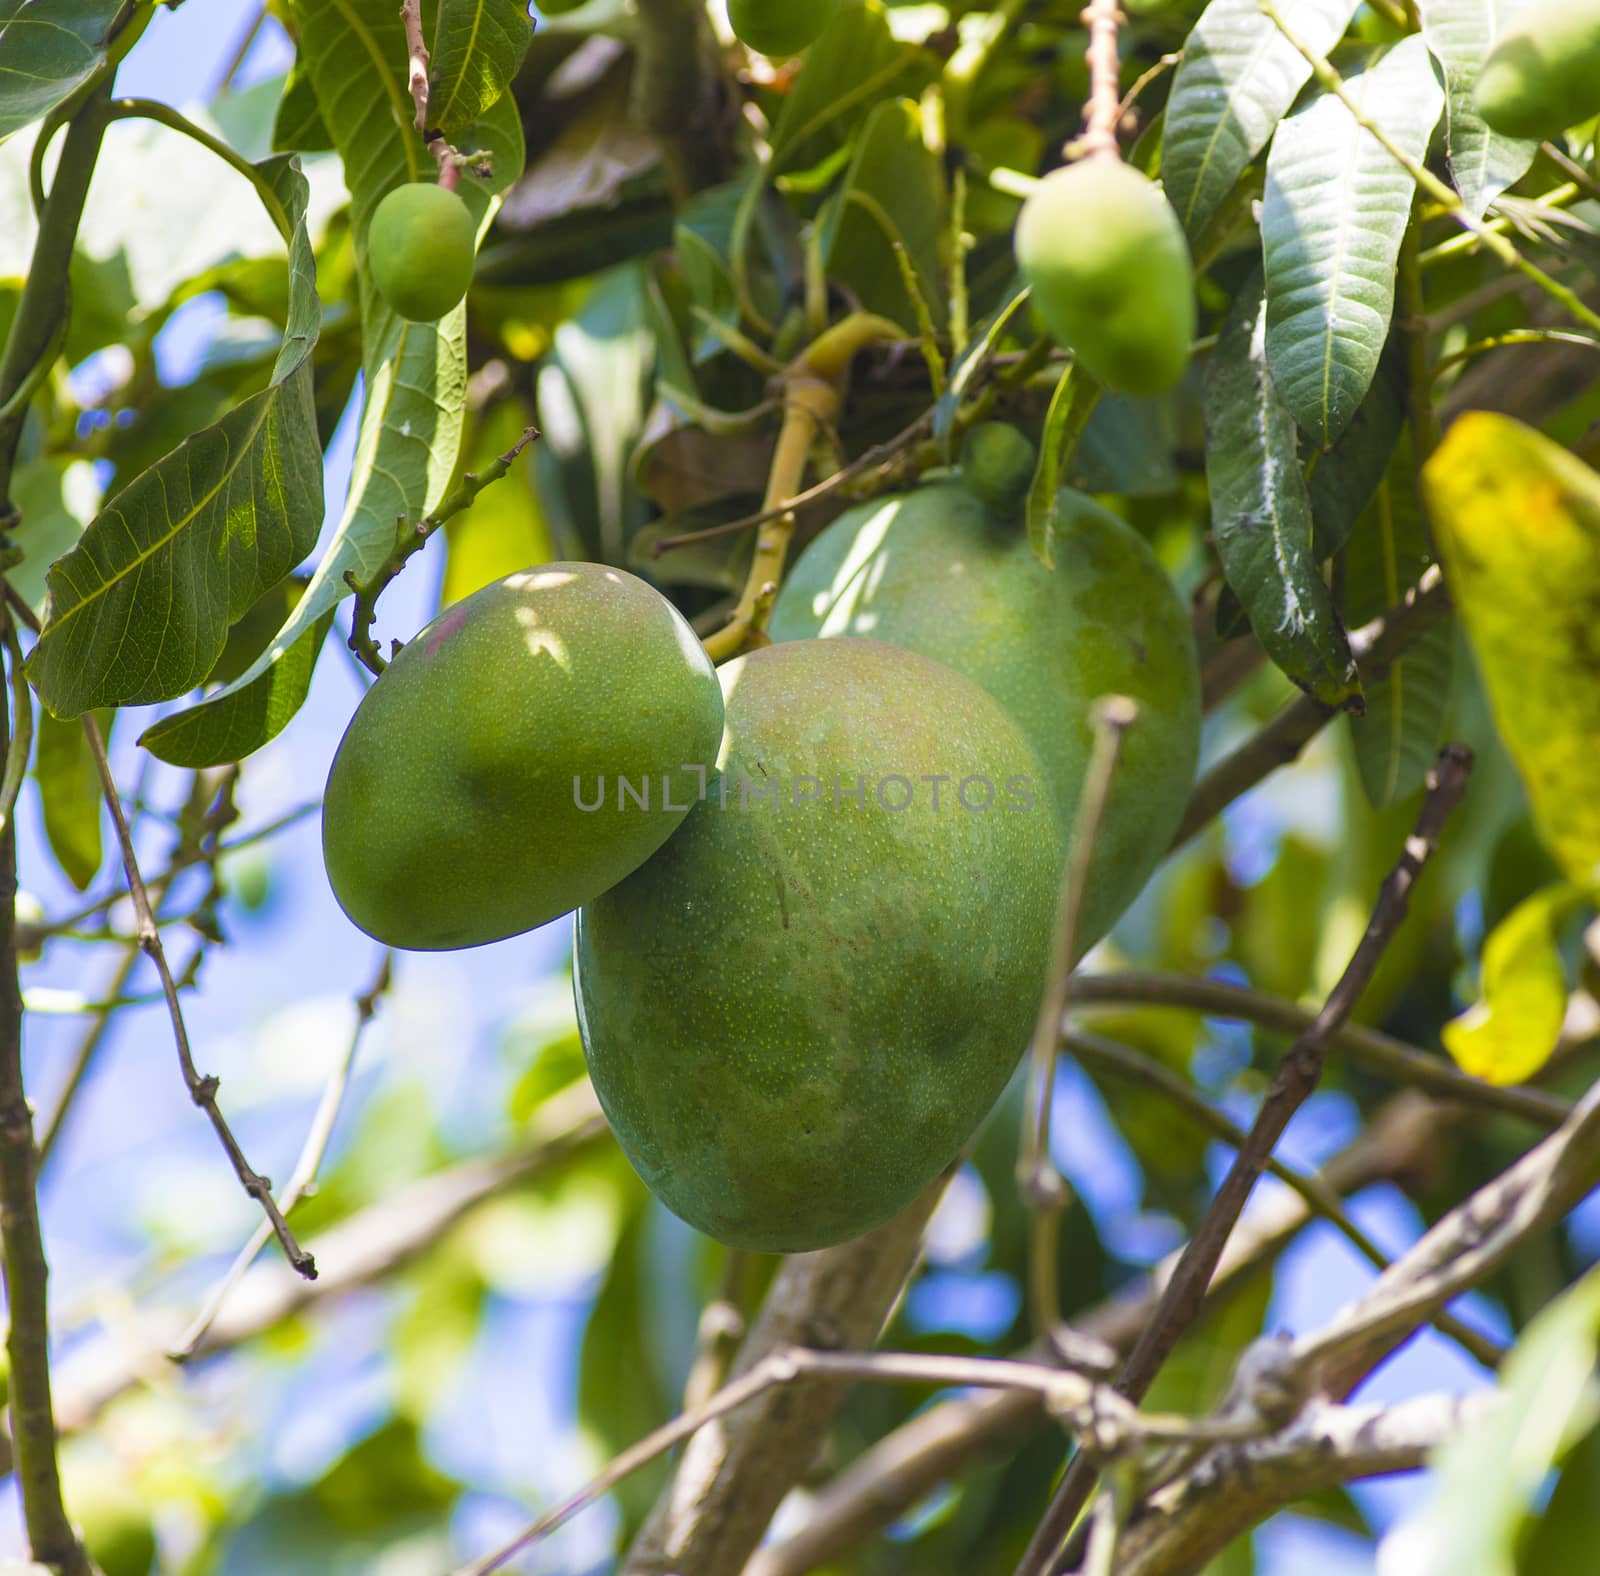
[1078,0,1125,163]
[702,313,901,662]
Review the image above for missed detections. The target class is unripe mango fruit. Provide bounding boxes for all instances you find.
[770,480,1200,949]
[1475,0,1600,140]
[576,637,1061,1252]
[367,182,477,322]
[961,421,1038,516]
[1014,160,1196,397]
[728,0,839,56]
[323,565,723,950]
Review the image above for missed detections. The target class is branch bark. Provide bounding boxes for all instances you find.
[619,1173,953,1576]
[748,1092,1445,1576]
[0,636,88,1571]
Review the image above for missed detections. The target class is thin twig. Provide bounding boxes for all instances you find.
[79,714,316,1279]
[345,425,538,675]
[457,1344,1267,1576]
[1173,565,1449,848]
[1018,697,1137,1359]
[1075,0,1124,162]
[400,0,429,131]
[1016,744,1473,1576]
[169,952,394,1358]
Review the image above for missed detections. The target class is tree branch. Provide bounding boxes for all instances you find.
[619,1173,953,1576]
[1172,566,1450,849]
[1018,745,1472,1576]
[0,614,87,1570]
[1076,0,1124,162]
[748,1093,1447,1576]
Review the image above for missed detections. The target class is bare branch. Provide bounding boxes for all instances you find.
[1017,745,1472,1576]
[620,1174,953,1576]
[169,951,394,1358]
[400,0,428,131]
[80,713,316,1278]
[1076,0,1124,162]
[749,1094,1446,1576]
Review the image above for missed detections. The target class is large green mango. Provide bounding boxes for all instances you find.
[576,638,1061,1252]
[323,564,723,950]
[1476,0,1600,140]
[770,480,1200,949]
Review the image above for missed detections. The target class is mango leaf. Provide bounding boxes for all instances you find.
[1442,883,1581,1085]
[32,709,107,891]
[1025,365,1096,569]
[272,57,331,154]
[145,0,526,765]
[1160,0,1362,239]
[1378,1260,1600,1576]
[1420,0,1538,219]
[932,280,1028,456]
[9,457,98,616]
[429,0,535,136]
[28,157,323,717]
[1203,267,1360,708]
[819,97,946,334]
[0,0,122,144]
[1261,39,1444,446]
[1346,437,1453,807]
[1308,343,1406,558]
[1423,413,1600,893]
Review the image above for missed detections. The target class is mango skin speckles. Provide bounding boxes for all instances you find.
[575,638,1062,1253]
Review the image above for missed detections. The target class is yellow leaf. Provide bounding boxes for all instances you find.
[1442,882,1580,1085]
[1423,413,1600,895]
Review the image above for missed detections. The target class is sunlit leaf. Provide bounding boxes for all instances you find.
[1203,266,1360,707]
[1442,882,1581,1085]
[1420,0,1538,219]
[1261,39,1444,446]
[1423,412,1600,893]
[428,0,535,137]
[28,157,323,716]
[1160,0,1361,239]
[0,0,122,144]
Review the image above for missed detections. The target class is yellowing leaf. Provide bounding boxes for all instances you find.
[1442,882,1580,1085]
[1423,413,1600,894]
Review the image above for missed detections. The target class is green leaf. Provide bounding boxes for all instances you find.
[1025,364,1096,569]
[0,0,121,144]
[1203,267,1360,707]
[148,0,527,762]
[1420,0,1538,219]
[428,0,535,137]
[1261,39,1444,446]
[1346,437,1453,808]
[28,157,324,716]
[31,709,107,891]
[1381,1260,1600,1576]
[1308,344,1406,558]
[1423,413,1600,895]
[819,97,946,334]
[1442,882,1581,1085]
[1160,0,1362,239]
[8,457,98,617]
[271,57,331,154]
[932,279,1028,456]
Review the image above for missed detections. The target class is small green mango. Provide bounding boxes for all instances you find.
[771,480,1200,948]
[960,421,1038,517]
[1014,160,1196,397]
[367,182,477,322]
[64,1455,156,1576]
[576,637,1061,1252]
[1476,0,1600,140]
[728,0,839,56]
[323,564,723,950]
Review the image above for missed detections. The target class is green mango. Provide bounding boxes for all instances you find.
[64,1456,156,1576]
[770,480,1200,948]
[1014,159,1196,397]
[366,182,477,322]
[728,0,839,56]
[323,564,723,950]
[576,637,1061,1252]
[1476,0,1600,140]
[960,421,1038,517]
